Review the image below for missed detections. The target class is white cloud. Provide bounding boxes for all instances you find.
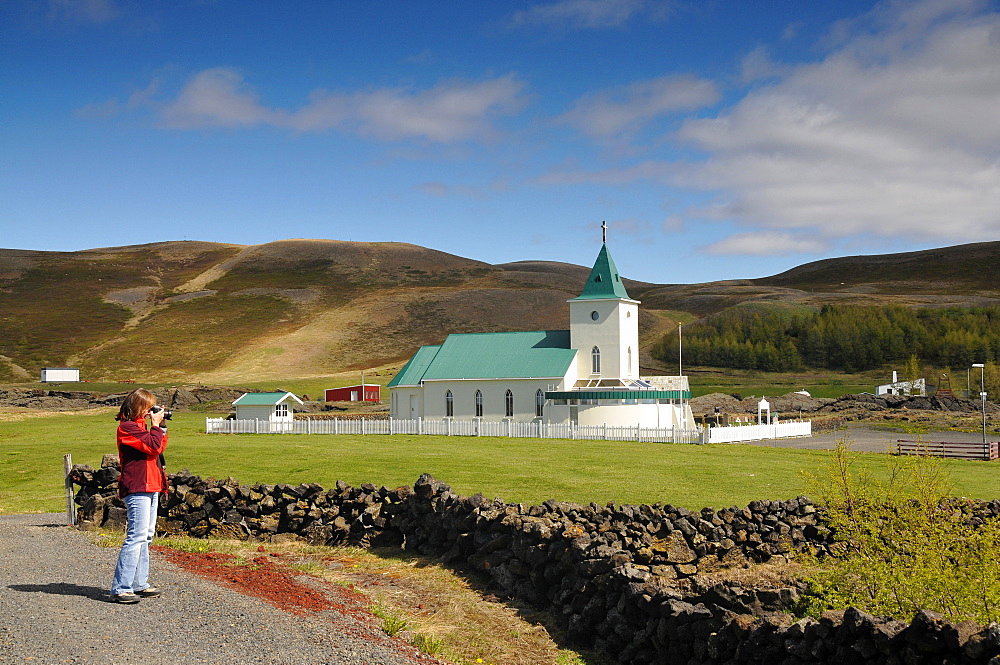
[155,69,526,143]
[676,0,1000,247]
[346,76,526,142]
[160,68,282,129]
[559,75,719,141]
[702,232,828,256]
[510,0,664,30]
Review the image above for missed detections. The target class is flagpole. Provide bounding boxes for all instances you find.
[678,322,683,377]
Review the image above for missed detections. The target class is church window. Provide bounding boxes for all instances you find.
[445,390,453,417]
[535,389,544,417]
[475,390,483,417]
[592,346,601,374]
[505,390,514,417]
[628,347,632,374]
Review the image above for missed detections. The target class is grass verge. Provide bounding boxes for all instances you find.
[3,410,999,515]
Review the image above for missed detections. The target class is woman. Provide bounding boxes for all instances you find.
[109,388,168,604]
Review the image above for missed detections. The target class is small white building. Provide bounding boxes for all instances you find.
[232,391,303,422]
[877,371,926,397]
[40,367,80,383]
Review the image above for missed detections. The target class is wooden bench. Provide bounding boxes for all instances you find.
[896,440,999,461]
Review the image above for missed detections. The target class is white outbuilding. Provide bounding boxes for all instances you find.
[40,367,80,383]
[232,391,303,422]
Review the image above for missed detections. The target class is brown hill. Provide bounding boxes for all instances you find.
[2,239,998,383]
[0,240,672,382]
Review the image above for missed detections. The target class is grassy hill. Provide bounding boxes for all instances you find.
[2,239,998,384]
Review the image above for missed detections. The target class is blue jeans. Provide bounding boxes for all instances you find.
[110,492,159,595]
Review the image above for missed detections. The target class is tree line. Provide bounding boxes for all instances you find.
[652,305,1000,373]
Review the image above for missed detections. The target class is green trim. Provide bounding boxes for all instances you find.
[545,390,691,400]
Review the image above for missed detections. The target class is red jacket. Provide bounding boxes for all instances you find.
[116,418,168,497]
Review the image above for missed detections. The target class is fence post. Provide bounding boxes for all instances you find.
[362,418,366,435]
[255,419,259,434]
[418,417,422,435]
[64,454,76,526]
[637,424,641,442]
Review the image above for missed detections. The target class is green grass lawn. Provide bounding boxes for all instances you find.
[3,410,997,515]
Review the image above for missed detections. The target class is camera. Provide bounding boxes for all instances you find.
[150,405,173,420]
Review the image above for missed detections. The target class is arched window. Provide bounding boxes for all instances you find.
[535,389,544,417]
[627,346,632,374]
[592,346,601,374]
[445,390,453,417]
[475,390,483,417]
[505,389,514,417]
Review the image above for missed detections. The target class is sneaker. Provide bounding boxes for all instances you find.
[111,593,141,604]
[136,586,161,598]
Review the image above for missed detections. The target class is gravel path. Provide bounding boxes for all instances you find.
[749,423,993,452]
[0,513,435,665]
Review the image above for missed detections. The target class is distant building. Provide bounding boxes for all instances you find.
[232,391,303,422]
[40,367,80,383]
[877,371,926,397]
[325,384,381,402]
[388,241,694,428]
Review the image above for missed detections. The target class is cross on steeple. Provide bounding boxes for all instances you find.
[601,220,608,244]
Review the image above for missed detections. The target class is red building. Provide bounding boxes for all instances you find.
[325,384,381,402]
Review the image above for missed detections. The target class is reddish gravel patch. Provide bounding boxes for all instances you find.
[152,545,359,616]
[151,544,447,665]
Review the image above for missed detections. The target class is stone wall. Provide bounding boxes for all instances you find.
[69,459,1000,664]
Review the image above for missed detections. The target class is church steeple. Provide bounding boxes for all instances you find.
[575,243,631,300]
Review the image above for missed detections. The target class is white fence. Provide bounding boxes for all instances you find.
[205,417,811,444]
[703,420,812,444]
[206,417,703,442]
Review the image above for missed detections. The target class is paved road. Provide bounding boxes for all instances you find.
[750,423,993,453]
[0,513,434,665]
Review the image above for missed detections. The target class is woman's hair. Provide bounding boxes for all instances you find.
[116,389,157,422]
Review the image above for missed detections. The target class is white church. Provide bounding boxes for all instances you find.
[388,241,695,429]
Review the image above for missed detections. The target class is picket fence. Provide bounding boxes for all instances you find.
[205,417,811,444]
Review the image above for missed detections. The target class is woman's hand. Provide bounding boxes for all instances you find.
[149,408,165,428]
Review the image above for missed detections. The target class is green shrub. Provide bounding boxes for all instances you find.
[800,439,1000,623]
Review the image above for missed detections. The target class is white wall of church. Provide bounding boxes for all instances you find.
[390,388,424,420]
[421,378,568,422]
[569,299,640,380]
[545,402,694,428]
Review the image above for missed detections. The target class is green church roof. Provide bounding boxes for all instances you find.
[571,243,632,300]
[387,345,442,387]
[389,331,576,385]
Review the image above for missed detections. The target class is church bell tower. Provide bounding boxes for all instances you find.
[568,234,640,382]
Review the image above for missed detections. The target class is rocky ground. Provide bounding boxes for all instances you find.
[0,385,390,417]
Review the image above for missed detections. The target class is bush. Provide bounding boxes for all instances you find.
[799,439,1000,623]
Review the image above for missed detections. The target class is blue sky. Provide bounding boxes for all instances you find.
[3,0,999,283]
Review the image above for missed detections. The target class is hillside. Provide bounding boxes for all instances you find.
[2,239,998,383]
[0,239,667,382]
